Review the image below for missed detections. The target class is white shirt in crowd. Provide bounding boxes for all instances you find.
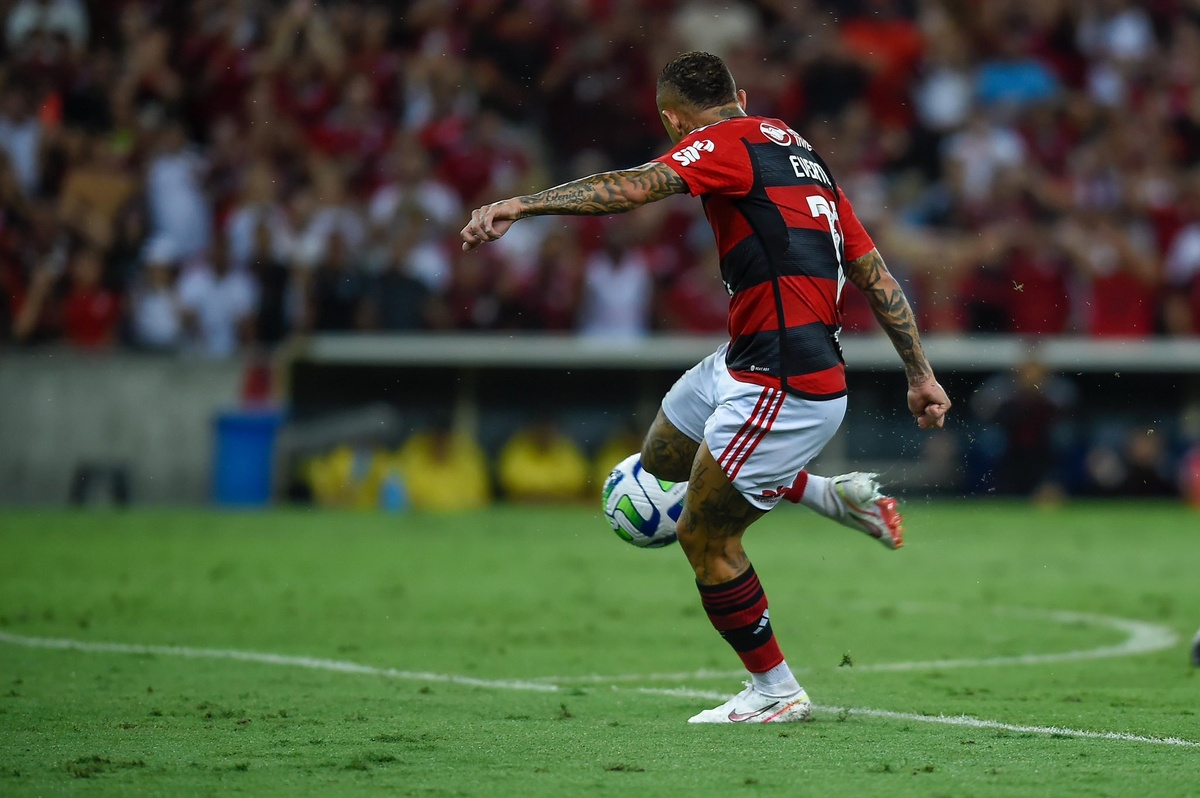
[132,280,183,350]
[295,205,365,267]
[577,248,652,339]
[368,179,460,232]
[224,202,294,268]
[1166,224,1200,286]
[942,121,1026,203]
[177,264,258,358]
[0,112,40,196]
[146,148,212,260]
[6,0,88,50]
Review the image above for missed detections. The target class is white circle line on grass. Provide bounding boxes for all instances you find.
[0,631,559,693]
[625,686,1200,748]
[0,630,1196,749]
[530,608,1180,683]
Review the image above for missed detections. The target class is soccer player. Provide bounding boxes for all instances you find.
[461,52,950,723]
[1192,628,1200,667]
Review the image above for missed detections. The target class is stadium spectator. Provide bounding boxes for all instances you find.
[245,221,293,346]
[1085,427,1179,498]
[973,358,1077,499]
[370,236,435,332]
[59,246,119,349]
[306,444,387,510]
[497,420,590,504]
[592,425,645,489]
[6,0,89,58]
[304,230,369,333]
[1058,210,1160,337]
[146,122,212,261]
[223,162,294,270]
[11,239,67,344]
[57,136,137,252]
[176,238,256,358]
[129,240,183,352]
[367,135,461,243]
[0,84,43,198]
[577,228,655,339]
[524,229,584,333]
[395,422,490,511]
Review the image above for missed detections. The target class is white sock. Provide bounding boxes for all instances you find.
[751,660,802,697]
[798,474,838,517]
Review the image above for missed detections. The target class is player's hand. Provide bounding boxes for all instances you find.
[907,379,951,430]
[460,199,522,252]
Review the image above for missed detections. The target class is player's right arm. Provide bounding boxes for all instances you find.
[460,162,685,251]
[845,247,951,430]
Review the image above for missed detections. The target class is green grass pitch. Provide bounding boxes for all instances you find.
[1,502,1198,797]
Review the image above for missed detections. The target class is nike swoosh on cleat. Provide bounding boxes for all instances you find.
[727,701,780,722]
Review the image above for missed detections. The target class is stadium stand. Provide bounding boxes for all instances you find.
[2,0,1199,348]
[2,0,1199,506]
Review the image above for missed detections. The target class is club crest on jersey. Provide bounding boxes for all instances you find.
[673,139,714,166]
[760,121,812,150]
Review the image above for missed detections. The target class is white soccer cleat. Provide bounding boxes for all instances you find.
[830,472,904,550]
[687,682,812,724]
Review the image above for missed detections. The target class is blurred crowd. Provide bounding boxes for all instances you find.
[302,417,642,510]
[3,0,1200,356]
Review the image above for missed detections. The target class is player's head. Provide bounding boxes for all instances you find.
[656,52,747,143]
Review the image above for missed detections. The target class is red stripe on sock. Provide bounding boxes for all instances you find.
[706,593,769,631]
[700,581,761,611]
[740,638,785,673]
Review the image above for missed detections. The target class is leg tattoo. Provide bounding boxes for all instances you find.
[641,409,699,483]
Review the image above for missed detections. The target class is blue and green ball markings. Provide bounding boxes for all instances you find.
[601,455,686,548]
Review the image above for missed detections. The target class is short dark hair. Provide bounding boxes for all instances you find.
[657,52,736,110]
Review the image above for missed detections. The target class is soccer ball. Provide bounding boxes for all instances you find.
[601,454,687,548]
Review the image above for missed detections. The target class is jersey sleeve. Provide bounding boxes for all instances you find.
[654,127,753,198]
[836,186,876,262]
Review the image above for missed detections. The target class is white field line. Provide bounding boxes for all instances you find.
[532,608,1180,683]
[625,686,1200,748]
[1,630,1196,749]
[0,632,558,692]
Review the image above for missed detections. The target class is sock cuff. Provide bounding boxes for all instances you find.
[696,565,757,595]
[783,470,808,504]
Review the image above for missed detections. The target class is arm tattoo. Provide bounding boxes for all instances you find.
[517,162,685,218]
[845,248,933,386]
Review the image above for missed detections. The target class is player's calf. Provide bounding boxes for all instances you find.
[677,444,809,722]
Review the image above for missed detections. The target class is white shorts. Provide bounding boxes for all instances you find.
[661,344,846,511]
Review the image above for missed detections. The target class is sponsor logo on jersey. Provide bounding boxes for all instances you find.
[760,122,790,145]
[760,121,813,150]
[672,139,714,166]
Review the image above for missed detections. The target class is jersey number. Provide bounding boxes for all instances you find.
[807,196,847,304]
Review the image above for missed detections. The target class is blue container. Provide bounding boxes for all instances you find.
[212,410,284,506]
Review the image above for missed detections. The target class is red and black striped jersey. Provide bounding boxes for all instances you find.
[655,116,875,400]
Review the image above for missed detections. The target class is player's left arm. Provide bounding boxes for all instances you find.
[845,247,951,430]
[461,162,685,251]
